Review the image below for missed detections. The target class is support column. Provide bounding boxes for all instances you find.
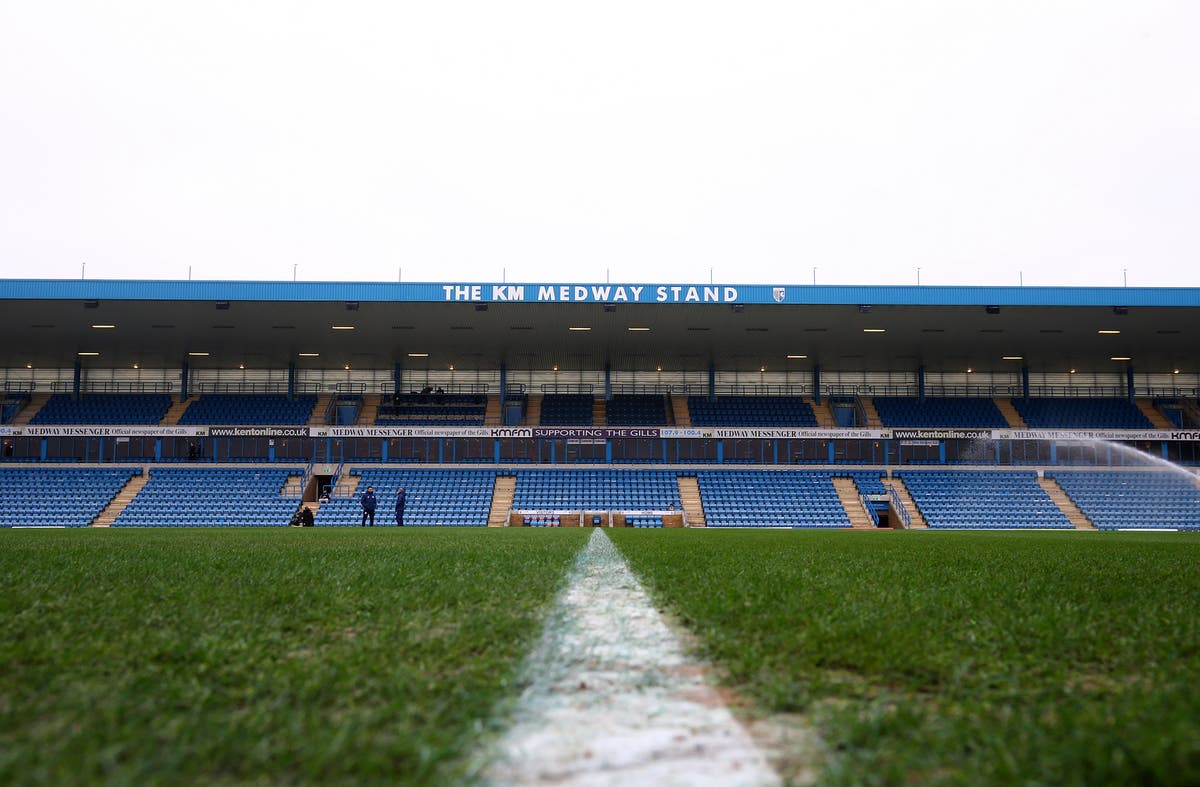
[287,362,296,399]
[828,441,835,463]
[394,361,403,398]
[918,365,926,404]
[1021,366,1030,400]
[708,364,716,402]
[1126,365,1136,403]
[73,359,82,399]
[154,438,162,462]
[499,363,507,425]
[812,363,821,405]
[939,441,946,464]
[604,362,611,401]
[180,361,190,402]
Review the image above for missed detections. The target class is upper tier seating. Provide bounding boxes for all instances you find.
[30,394,173,425]
[1049,470,1200,531]
[179,394,317,425]
[687,396,818,427]
[898,470,1071,529]
[318,468,498,526]
[873,397,1008,428]
[2,393,31,424]
[697,470,850,528]
[513,469,680,511]
[606,395,667,426]
[113,466,303,527]
[0,466,138,527]
[539,395,594,425]
[1011,398,1153,429]
[376,393,486,426]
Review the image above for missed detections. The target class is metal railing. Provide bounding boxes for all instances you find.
[382,382,490,395]
[888,485,911,529]
[860,493,880,526]
[540,383,594,394]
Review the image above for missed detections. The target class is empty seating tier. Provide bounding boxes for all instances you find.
[898,470,1071,529]
[872,397,1008,428]
[178,395,317,425]
[1049,470,1200,531]
[687,396,818,427]
[0,466,139,527]
[539,395,594,425]
[513,469,681,511]
[30,394,173,425]
[1011,398,1153,429]
[376,393,486,426]
[318,468,498,527]
[606,395,667,426]
[112,466,303,527]
[697,470,850,528]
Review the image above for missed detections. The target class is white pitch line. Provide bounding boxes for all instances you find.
[478,529,781,787]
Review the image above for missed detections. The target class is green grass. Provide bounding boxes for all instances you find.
[0,528,588,786]
[609,529,1200,786]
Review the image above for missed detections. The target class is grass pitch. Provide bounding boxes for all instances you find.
[4,527,1198,786]
[0,528,588,785]
[609,529,1200,786]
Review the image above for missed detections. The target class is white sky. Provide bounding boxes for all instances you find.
[1,2,1197,287]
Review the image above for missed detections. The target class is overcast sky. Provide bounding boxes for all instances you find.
[1,2,1196,287]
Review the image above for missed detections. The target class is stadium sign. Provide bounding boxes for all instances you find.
[707,428,888,439]
[208,427,308,438]
[15,426,205,437]
[994,429,1185,441]
[442,284,742,303]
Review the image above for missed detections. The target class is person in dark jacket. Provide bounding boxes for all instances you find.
[300,506,314,527]
[395,487,407,527]
[361,486,377,527]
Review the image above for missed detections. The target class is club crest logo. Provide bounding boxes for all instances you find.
[773,287,786,303]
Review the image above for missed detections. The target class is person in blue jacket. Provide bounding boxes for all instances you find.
[360,486,377,527]
[395,487,407,527]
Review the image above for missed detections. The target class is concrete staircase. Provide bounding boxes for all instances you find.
[161,395,197,425]
[356,395,381,425]
[1037,477,1096,530]
[1181,399,1200,428]
[807,397,836,428]
[882,477,927,528]
[525,394,542,426]
[592,397,606,426]
[308,393,335,425]
[488,476,516,526]
[858,397,883,428]
[484,395,503,426]
[994,398,1027,429]
[832,477,875,529]
[670,395,691,427]
[1135,399,1174,429]
[10,393,50,425]
[92,471,150,527]
[332,473,361,499]
[677,476,706,527]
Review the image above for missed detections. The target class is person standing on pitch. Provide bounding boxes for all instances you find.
[360,485,377,527]
[395,487,407,527]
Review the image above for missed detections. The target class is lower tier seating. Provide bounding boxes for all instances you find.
[512,469,681,511]
[0,466,138,527]
[698,470,850,528]
[112,467,303,527]
[898,470,1071,529]
[319,468,498,526]
[1049,470,1200,531]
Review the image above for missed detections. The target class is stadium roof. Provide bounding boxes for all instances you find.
[3,279,1199,375]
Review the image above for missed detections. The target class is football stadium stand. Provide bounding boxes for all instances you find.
[512,469,681,511]
[112,466,303,527]
[30,394,173,425]
[376,394,486,425]
[0,466,139,527]
[897,470,1072,529]
[872,397,1008,428]
[178,395,318,425]
[687,395,818,426]
[1011,398,1154,429]
[539,394,595,425]
[606,395,668,425]
[697,470,851,528]
[1048,470,1200,531]
[317,468,498,526]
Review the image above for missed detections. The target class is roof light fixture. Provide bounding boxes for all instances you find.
[91,324,115,329]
